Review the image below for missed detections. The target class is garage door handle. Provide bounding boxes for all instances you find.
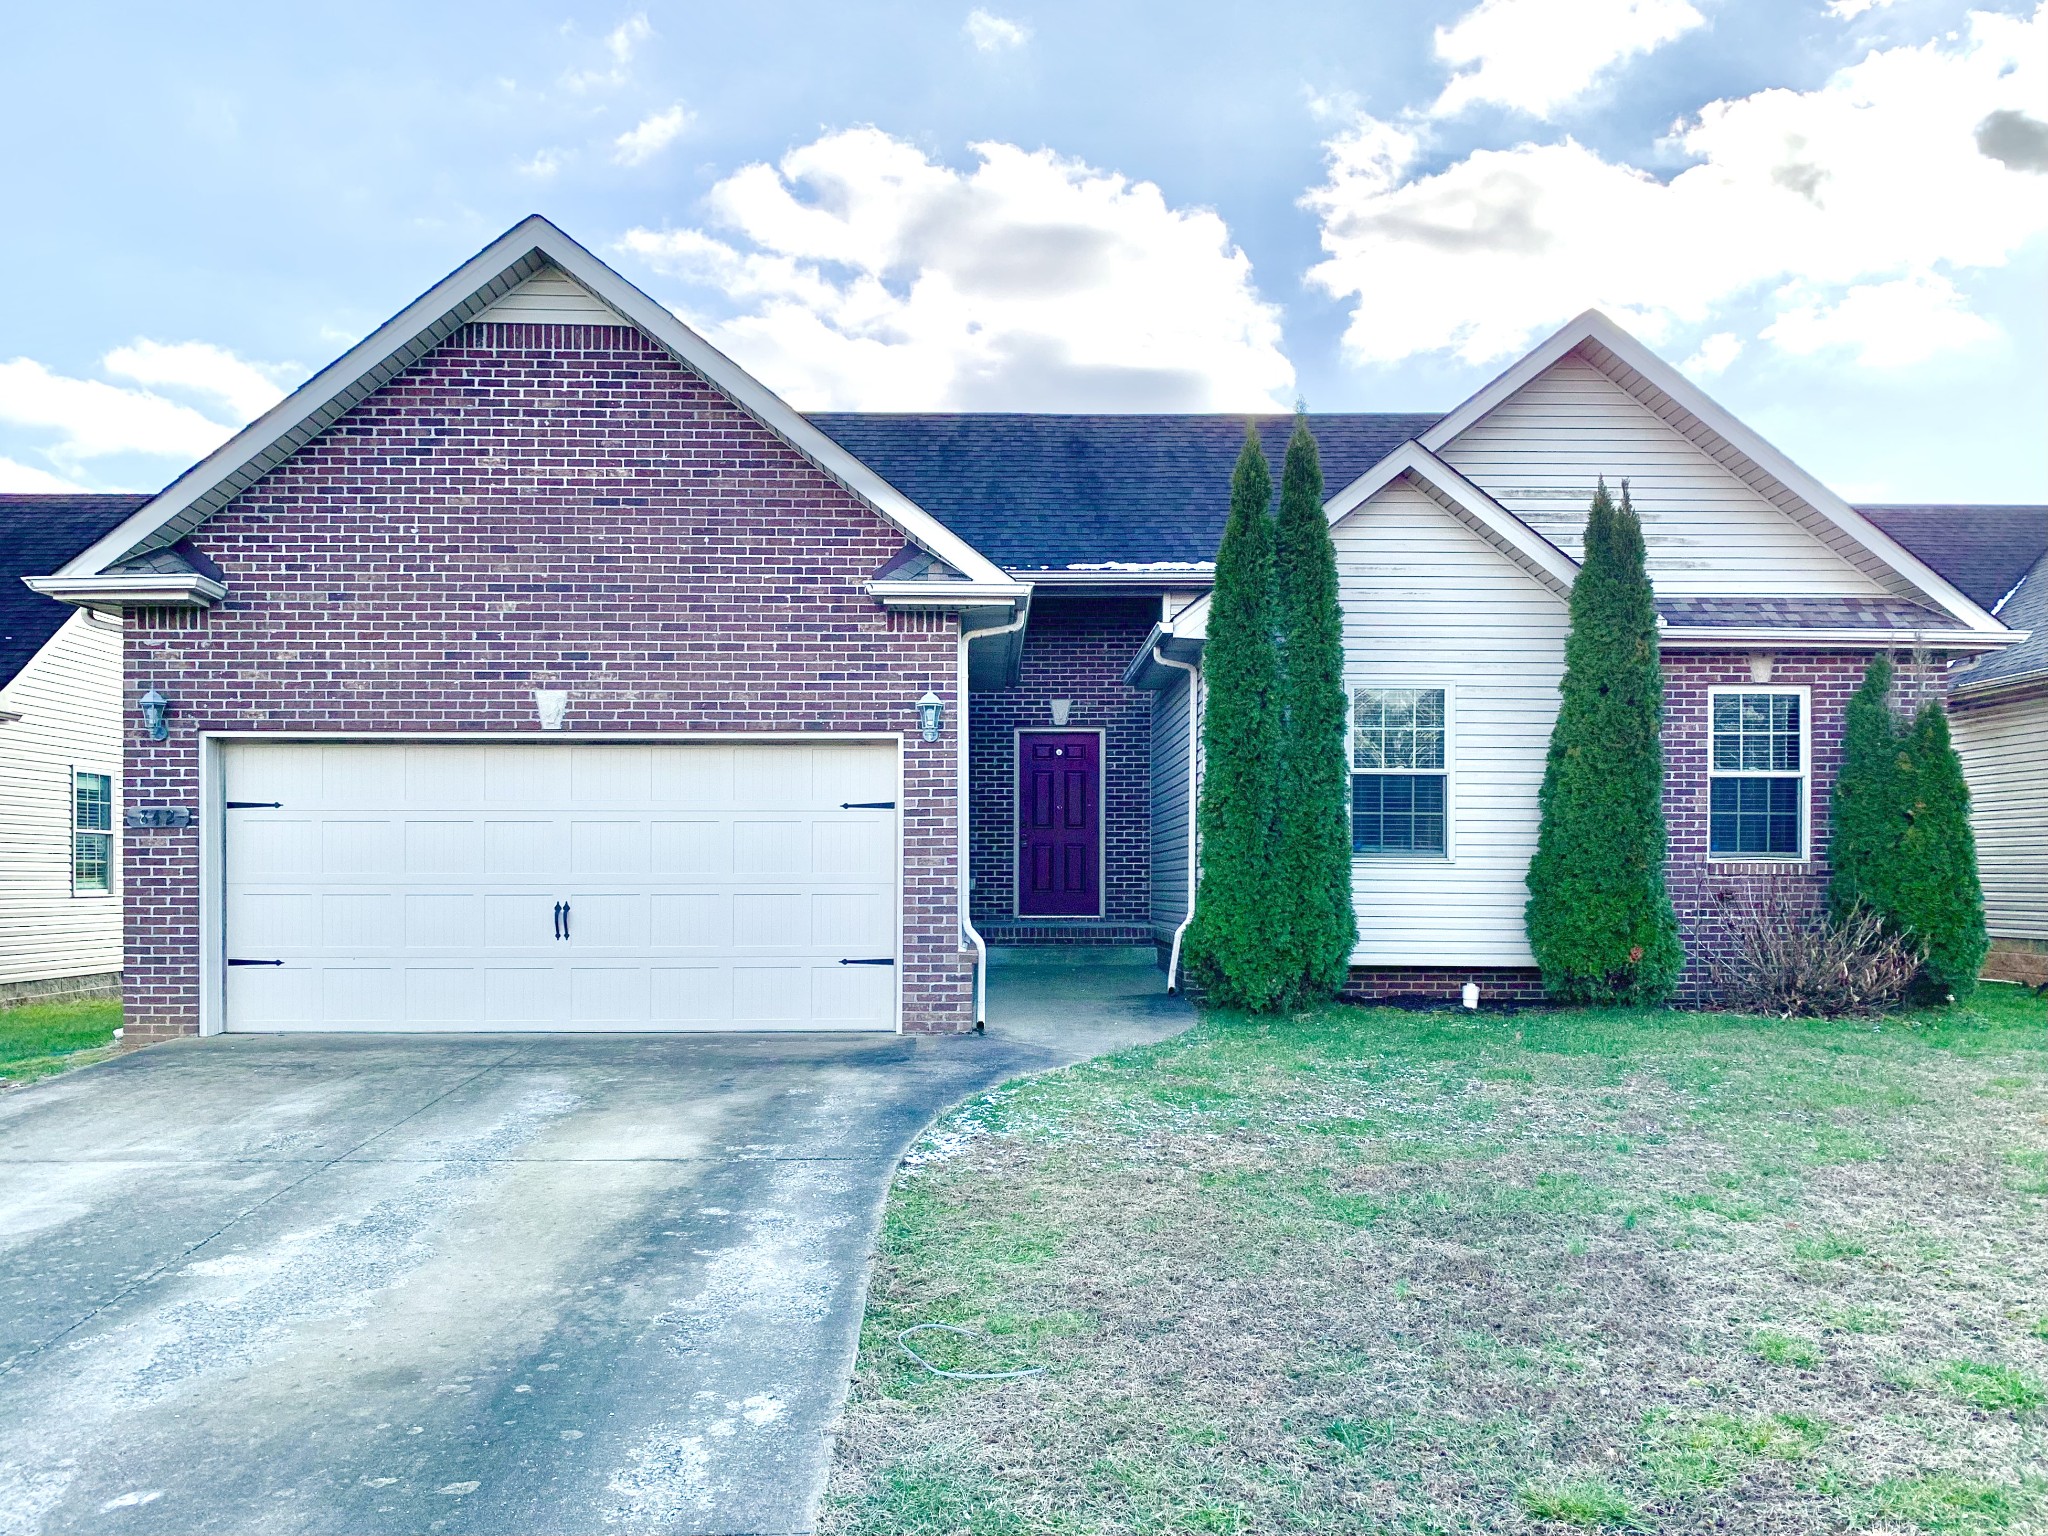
[840,957,895,966]
[840,801,895,809]
[553,901,565,940]
[228,958,283,966]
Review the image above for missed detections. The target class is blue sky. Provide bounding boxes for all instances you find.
[1,0,2042,501]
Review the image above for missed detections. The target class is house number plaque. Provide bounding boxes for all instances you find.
[125,807,195,828]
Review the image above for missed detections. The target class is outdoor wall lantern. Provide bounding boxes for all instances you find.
[916,691,944,742]
[139,687,170,742]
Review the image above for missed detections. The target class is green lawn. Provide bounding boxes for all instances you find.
[825,986,2048,1534]
[0,998,123,1085]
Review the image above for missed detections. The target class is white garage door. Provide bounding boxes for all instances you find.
[221,740,899,1032]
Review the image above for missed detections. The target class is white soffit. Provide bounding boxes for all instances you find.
[57,216,1016,591]
[1419,310,2005,634]
[1325,440,1579,599]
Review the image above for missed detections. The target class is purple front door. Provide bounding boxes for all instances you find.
[1016,731,1101,917]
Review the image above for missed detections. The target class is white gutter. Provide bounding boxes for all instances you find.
[1152,644,1201,993]
[957,597,1033,1028]
[1657,625,2023,651]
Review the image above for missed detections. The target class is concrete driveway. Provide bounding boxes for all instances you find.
[0,949,1186,1536]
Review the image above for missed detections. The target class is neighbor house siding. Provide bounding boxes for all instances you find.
[1148,665,1194,944]
[120,320,972,1039]
[1950,689,2048,945]
[0,609,123,995]
[968,597,1155,933]
[1333,475,1570,968]
[1438,356,1891,597]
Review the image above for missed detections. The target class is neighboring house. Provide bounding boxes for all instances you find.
[27,217,2025,1038]
[1864,507,2048,986]
[0,496,150,1006]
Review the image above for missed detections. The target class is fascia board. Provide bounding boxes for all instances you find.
[1421,309,2003,635]
[60,215,1013,590]
[26,573,226,608]
[1326,441,1580,597]
[868,579,1029,609]
[1658,625,2023,651]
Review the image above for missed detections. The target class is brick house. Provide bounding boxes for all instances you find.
[29,217,2023,1037]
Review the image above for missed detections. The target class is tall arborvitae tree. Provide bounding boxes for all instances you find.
[1524,479,1684,1003]
[1828,654,1906,920]
[1892,701,1988,999]
[1271,415,1357,1007]
[1184,427,1287,1010]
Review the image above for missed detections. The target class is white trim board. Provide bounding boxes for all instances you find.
[1418,310,2005,634]
[54,217,1018,597]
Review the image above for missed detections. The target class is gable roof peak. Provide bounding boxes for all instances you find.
[47,214,1017,596]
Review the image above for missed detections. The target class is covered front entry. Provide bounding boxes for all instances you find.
[1015,730,1102,917]
[220,738,900,1032]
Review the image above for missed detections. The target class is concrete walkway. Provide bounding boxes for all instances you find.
[0,949,1186,1536]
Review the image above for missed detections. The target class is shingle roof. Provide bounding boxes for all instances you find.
[0,494,152,691]
[807,413,1442,571]
[1855,505,2048,612]
[1656,595,1958,631]
[1952,550,2048,696]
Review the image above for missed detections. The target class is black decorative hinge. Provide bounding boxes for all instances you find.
[839,957,896,966]
[227,958,283,967]
[226,801,283,809]
[840,801,896,809]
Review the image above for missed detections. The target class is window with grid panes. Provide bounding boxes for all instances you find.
[1351,687,1447,855]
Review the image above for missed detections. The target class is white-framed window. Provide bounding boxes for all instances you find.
[73,769,114,894]
[1707,686,1809,861]
[1350,685,1451,858]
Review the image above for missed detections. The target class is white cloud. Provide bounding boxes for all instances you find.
[565,12,651,91]
[966,9,1031,52]
[102,339,298,423]
[0,455,88,492]
[1762,273,2000,367]
[613,103,692,166]
[620,130,1292,412]
[1683,331,1743,375]
[1304,6,2047,369]
[1431,0,1706,118]
[518,149,564,179]
[0,340,296,470]
[1825,0,1896,18]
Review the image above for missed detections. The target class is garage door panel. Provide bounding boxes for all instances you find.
[405,820,483,875]
[406,893,483,949]
[571,820,649,875]
[324,892,401,950]
[406,969,482,1025]
[650,820,727,874]
[651,893,730,948]
[652,747,732,808]
[484,820,563,875]
[224,740,898,1033]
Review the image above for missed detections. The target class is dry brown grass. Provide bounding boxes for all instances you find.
[825,990,2048,1534]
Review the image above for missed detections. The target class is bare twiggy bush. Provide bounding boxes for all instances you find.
[1710,890,1922,1017]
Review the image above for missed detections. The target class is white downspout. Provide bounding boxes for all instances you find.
[1154,645,1201,993]
[959,595,1031,1028]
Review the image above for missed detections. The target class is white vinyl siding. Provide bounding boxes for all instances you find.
[1335,476,1569,966]
[0,611,123,986]
[1438,355,1890,597]
[1150,669,1192,941]
[1951,694,2048,942]
[474,266,624,326]
[220,739,900,1032]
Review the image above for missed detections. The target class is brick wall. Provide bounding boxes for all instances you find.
[968,597,1157,930]
[1662,648,1943,1000]
[122,320,972,1038]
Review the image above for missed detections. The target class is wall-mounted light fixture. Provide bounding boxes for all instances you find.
[1049,698,1072,727]
[916,690,944,742]
[139,688,170,742]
